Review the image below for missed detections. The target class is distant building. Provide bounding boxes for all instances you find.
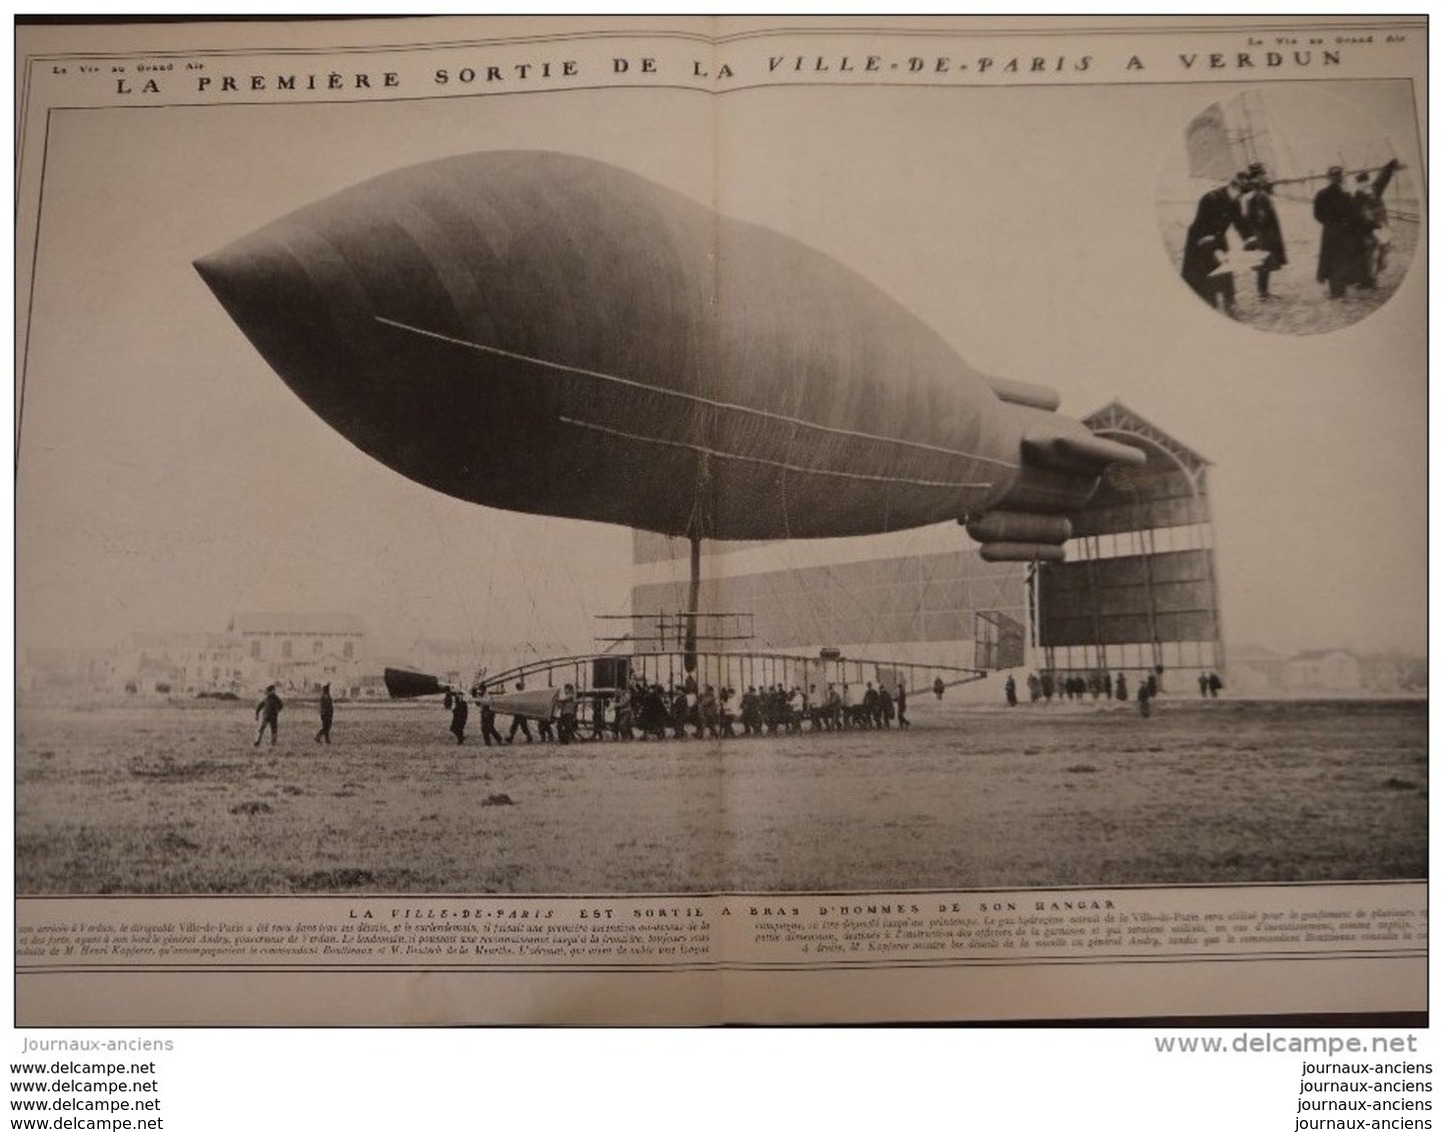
[228,612,367,693]
[1284,649,1363,693]
[20,646,116,696]
[108,632,245,696]
[1196,644,1422,697]
[1360,653,1427,694]
[353,672,392,700]
[1224,644,1288,694]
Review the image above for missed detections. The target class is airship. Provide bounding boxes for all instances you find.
[194,150,1142,562]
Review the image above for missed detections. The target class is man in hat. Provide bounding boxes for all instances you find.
[506,679,534,743]
[254,684,284,747]
[1313,164,1361,298]
[557,682,579,744]
[1353,157,1401,287]
[314,682,334,744]
[447,687,469,745]
[1243,164,1287,300]
[475,682,506,746]
[1181,171,1256,315]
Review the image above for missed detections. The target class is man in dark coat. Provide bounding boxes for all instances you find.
[641,684,671,740]
[1137,677,1153,718]
[1244,166,1287,299]
[506,679,534,743]
[862,682,880,728]
[448,690,469,745]
[558,683,581,744]
[739,686,762,737]
[314,683,333,744]
[475,682,506,746]
[254,684,283,747]
[1314,165,1362,298]
[1354,158,1400,287]
[668,685,689,740]
[1181,172,1255,314]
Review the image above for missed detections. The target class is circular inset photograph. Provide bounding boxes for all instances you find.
[1158,84,1420,334]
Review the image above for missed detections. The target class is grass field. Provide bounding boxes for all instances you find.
[16,696,1426,895]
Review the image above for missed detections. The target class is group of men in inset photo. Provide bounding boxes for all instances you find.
[1180,156,1402,323]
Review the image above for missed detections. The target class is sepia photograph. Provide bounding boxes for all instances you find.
[1160,82,1421,332]
[13,17,1426,1036]
[17,77,1425,897]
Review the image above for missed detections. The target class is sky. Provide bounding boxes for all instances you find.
[15,71,1427,660]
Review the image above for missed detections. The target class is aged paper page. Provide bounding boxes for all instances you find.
[13,15,1426,1026]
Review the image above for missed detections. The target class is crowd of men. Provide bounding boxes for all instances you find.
[1313,158,1400,299]
[1005,669,1143,705]
[610,677,912,741]
[445,676,913,745]
[256,663,1230,746]
[247,675,921,748]
[1003,668,1223,718]
[1181,157,1401,315]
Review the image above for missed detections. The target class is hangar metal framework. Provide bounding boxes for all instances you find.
[1034,401,1225,683]
[624,403,1221,693]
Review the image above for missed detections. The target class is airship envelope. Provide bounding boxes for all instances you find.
[195,150,1141,557]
